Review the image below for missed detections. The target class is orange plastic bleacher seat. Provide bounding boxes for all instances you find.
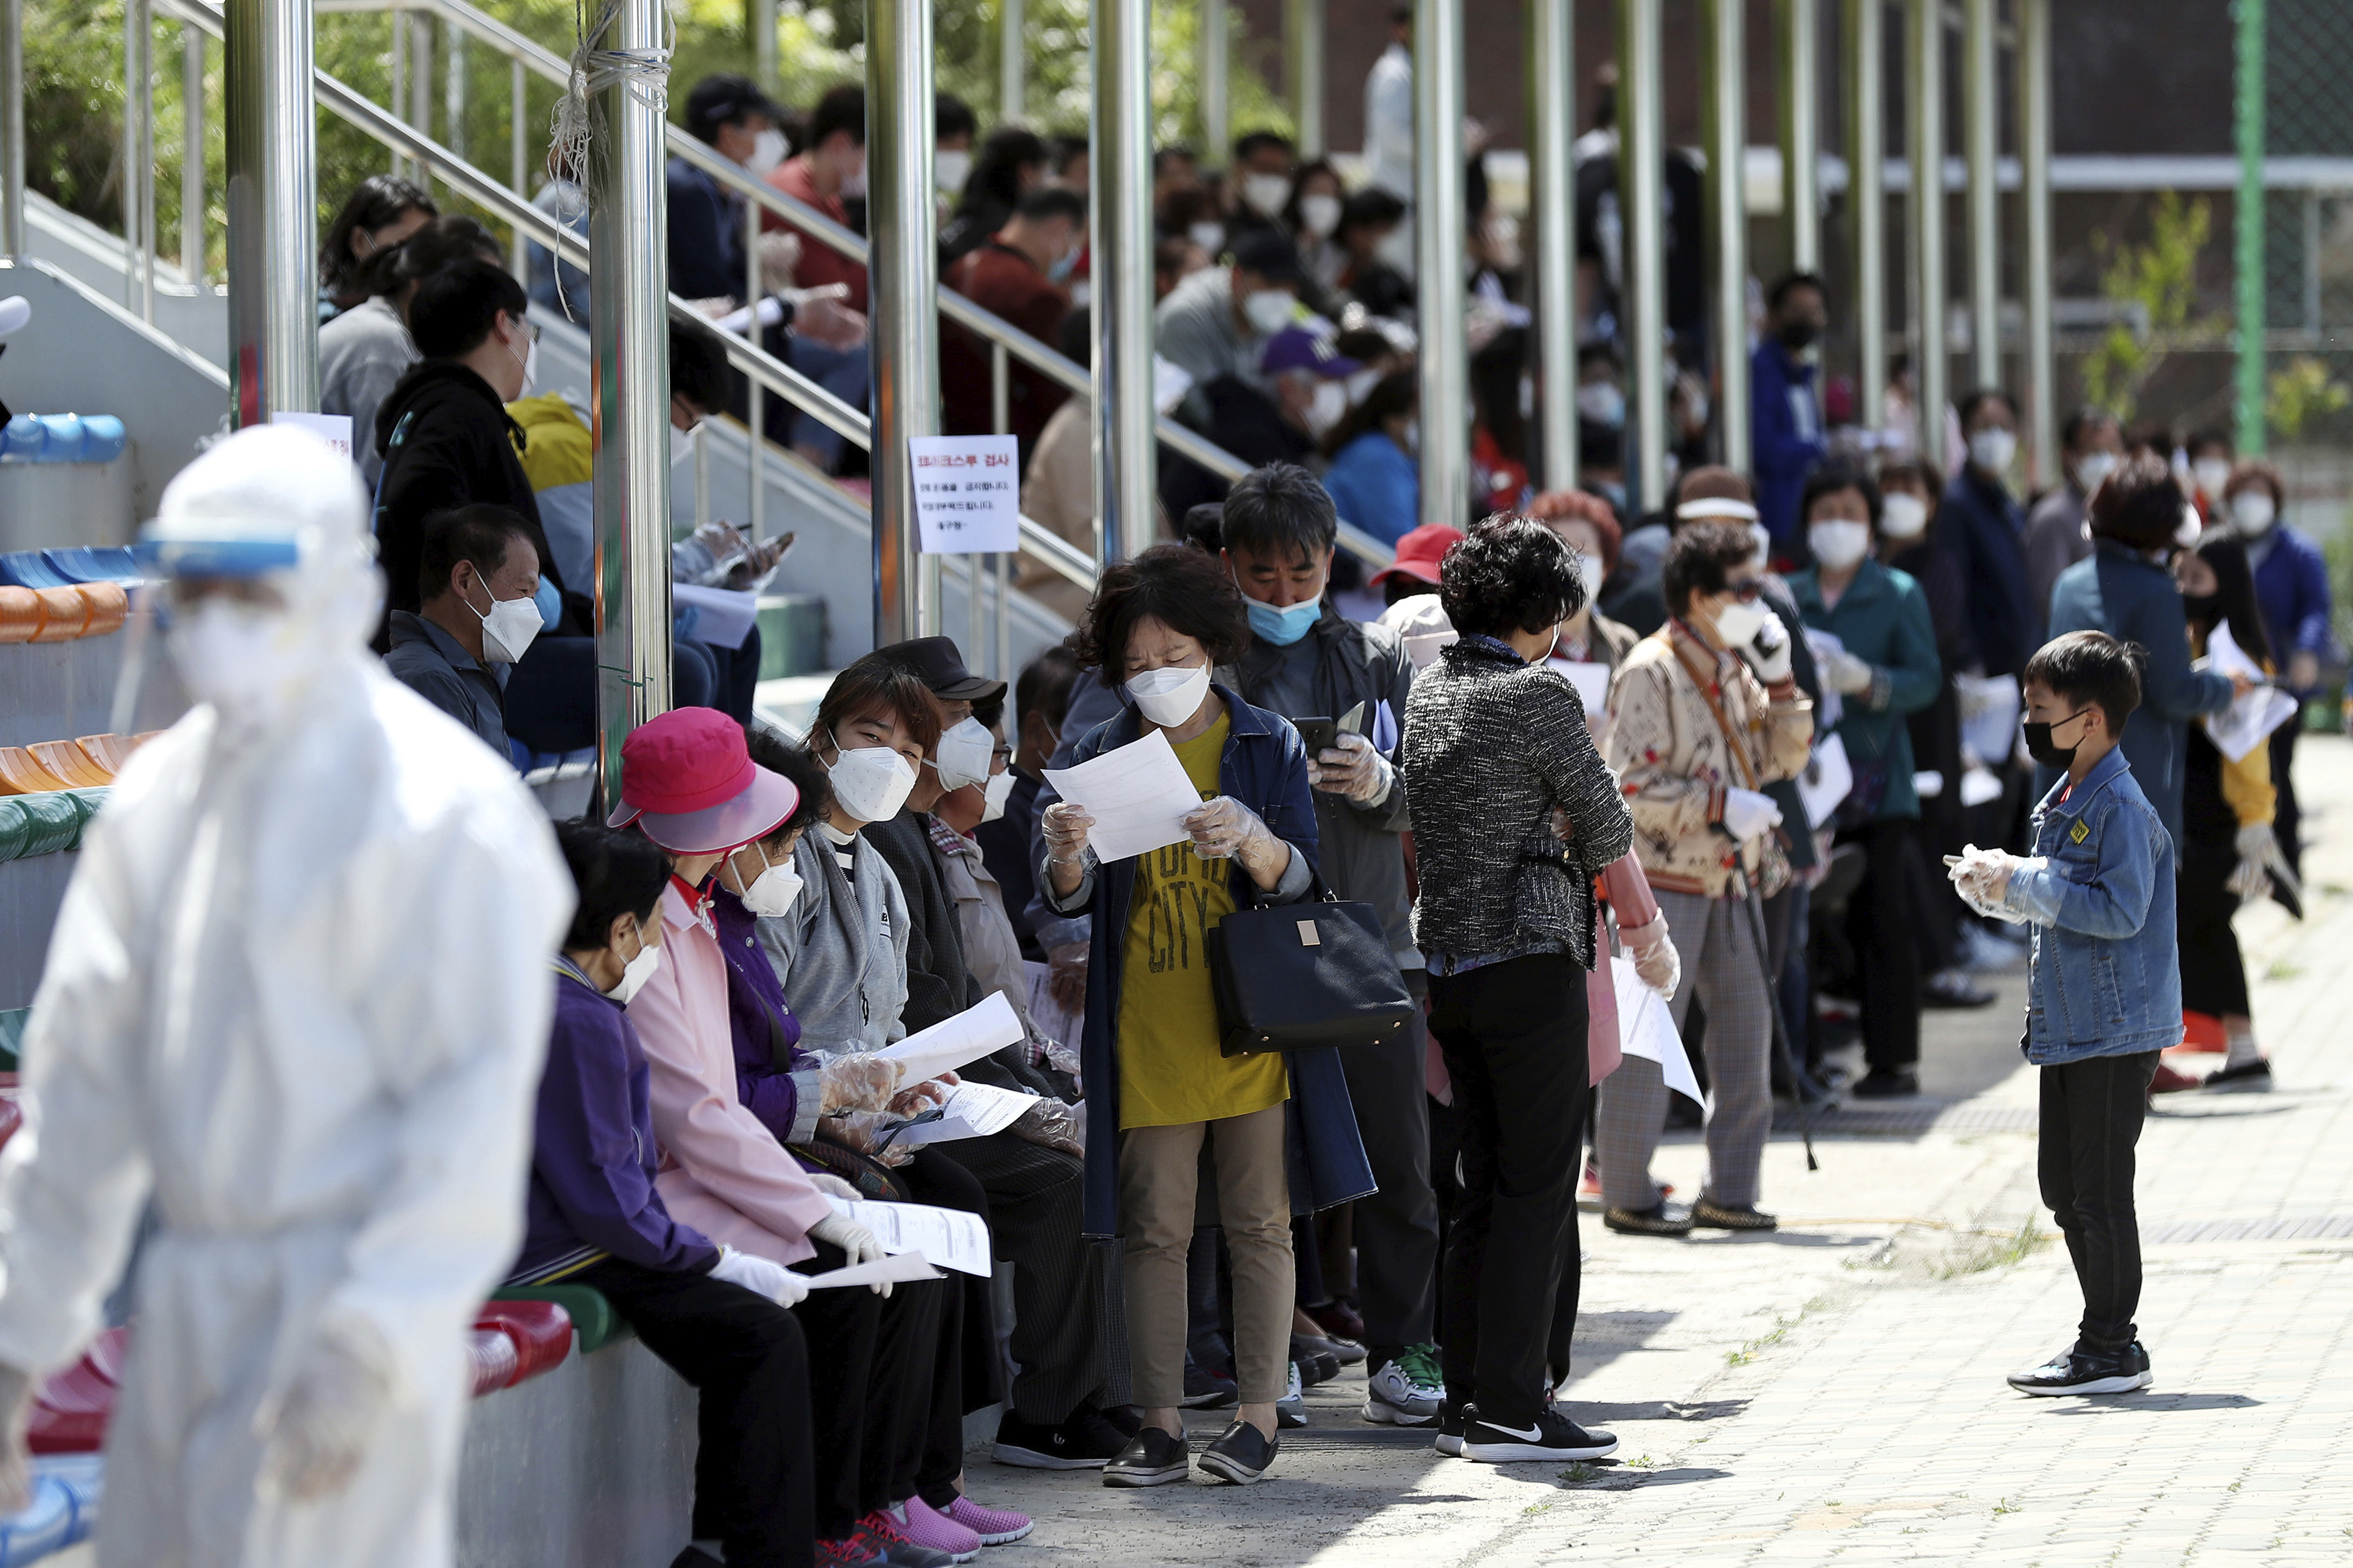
[27,586,90,643]
[0,748,74,796]
[74,736,134,777]
[27,742,112,789]
[0,586,40,644]
[75,581,129,639]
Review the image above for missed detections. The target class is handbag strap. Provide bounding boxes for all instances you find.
[1664,627,1764,793]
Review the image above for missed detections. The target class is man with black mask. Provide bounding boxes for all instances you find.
[1752,272,1830,555]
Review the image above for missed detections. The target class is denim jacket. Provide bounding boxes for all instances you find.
[2000,748,2180,1063]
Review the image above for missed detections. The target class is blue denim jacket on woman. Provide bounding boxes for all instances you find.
[1999,747,2180,1063]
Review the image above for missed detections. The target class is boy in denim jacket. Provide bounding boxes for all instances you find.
[1950,632,2175,1396]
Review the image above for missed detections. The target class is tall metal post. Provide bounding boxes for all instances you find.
[870,0,942,641]
[2018,0,2055,486]
[1529,0,1577,491]
[223,0,320,424]
[1779,0,1820,275]
[1848,0,1886,428]
[754,0,777,97]
[389,9,406,179]
[509,57,527,275]
[1,0,22,257]
[1618,0,1667,510]
[1287,0,1325,160]
[588,0,674,798]
[1413,0,1467,528]
[410,12,435,170]
[1091,0,1155,569]
[999,0,1024,122]
[1199,0,1228,166]
[1962,0,1998,390]
[1905,0,1946,468]
[444,20,467,161]
[125,0,155,318]
[1701,0,1749,473]
[181,23,204,282]
[2234,0,2265,455]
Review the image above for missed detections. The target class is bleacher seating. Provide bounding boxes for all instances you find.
[0,414,128,466]
[0,581,128,642]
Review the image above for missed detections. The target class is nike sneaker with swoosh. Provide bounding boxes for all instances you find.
[1460,1408,1618,1463]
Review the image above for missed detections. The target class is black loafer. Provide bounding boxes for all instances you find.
[1691,1198,1778,1231]
[1851,1067,1920,1098]
[1197,1419,1279,1484]
[1603,1200,1694,1236]
[1101,1425,1189,1487]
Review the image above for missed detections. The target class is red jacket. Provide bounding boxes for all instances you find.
[762,157,868,315]
[940,239,1072,461]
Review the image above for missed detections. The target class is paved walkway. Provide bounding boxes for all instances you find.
[976,734,2353,1565]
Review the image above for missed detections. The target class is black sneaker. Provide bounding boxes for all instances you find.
[1196,1419,1279,1484]
[1460,1407,1619,1463]
[1433,1400,1466,1456]
[2203,1059,2273,1093]
[991,1408,1127,1469]
[1851,1067,1920,1098]
[1691,1198,1778,1231]
[1100,1425,1190,1487]
[1094,1403,1144,1440]
[1291,1338,1341,1387]
[1603,1200,1694,1236]
[2007,1340,2152,1396]
[1181,1359,1239,1409]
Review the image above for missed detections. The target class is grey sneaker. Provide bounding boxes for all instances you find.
[1363,1344,1443,1426]
[1275,1360,1308,1429]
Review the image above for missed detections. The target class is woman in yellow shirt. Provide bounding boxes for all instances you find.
[1039,544,1369,1487]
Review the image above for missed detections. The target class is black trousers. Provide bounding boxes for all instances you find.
[1338,968,1443,1366]
[2037,1051,2161,1352]
[1842,817,1924,1070]
[572,1258,815,1568]
[2176,841,2251,1018]
[894,1146,1001,1493]
[2270,722,2302,880]
[1427,953,1590,1427]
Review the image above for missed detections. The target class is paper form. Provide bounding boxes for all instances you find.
[878,990,1025,1083]
[887,1080,1039,1148]
[1611,956,1704,1105]
[1042,727,1205,863]
[799,1252,944,1290]
[825,1197,995,1277]
[2200,622,2299,763]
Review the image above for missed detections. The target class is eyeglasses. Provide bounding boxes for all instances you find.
[1725,577,1765,603]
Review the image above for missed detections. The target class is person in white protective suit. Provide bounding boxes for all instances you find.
[0,424,574,1568]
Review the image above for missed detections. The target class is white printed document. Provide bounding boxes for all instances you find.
[270,411,354,460]
[826,1197,994,1277]
[1611,956,1703,1105]
[1042,728,1205,862]
[887,1080,1039,1148]
[2199,622,2299,763]
[799,1252,943,1290]
[1797,732,1853,831]
[910,434,1021,553]
[879,990,1025,1083]
[673,583,760,649]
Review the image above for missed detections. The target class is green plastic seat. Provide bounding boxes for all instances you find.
[0,1008,28,1072]
[488,1285,633,1353]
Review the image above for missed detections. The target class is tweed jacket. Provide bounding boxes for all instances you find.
[1607,619,1814,899]
[1399,633,1634,969]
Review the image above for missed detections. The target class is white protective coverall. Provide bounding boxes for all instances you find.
[0,425,573,1568]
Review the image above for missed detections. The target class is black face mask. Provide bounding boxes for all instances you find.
[2022,709,2092,770]
[2182,590,2220,624]
[1779,318,1822,351]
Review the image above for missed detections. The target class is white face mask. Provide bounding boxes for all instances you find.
[1879,492,1929,541]
[1305,378,1350,438]
[1808,519,1872,572]
[732,841,804,918]
[1576,553,1605,606]
[1242,288,1295,337]
[2173,506,2203,549]
[166,598,302,722]
[839,158,869,199]
[604,926,662,1005]
[1969,426,2016,477]
[748,127,788,177]
[502,319,539,399]
[1710,597,1770,650]
[981,766,1016,823]
[464,574,544,664]
[1188,221,1226,255]
[826,732,919,824]
[2073,450,2119,495]
[928,716,995,793]
[2193,457,2234,500]
[2231,490,2277,536]
[1299,193,1341,238]
[1242,172,1291,218]
[934,147,973,195]
[1125,659,1212,728]
[670,420,699,468]
[1575,380,1626,428]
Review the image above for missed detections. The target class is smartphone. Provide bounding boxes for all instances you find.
[1294,716,1339,756]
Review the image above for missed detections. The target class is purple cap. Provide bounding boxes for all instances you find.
[1260,325,1362,380]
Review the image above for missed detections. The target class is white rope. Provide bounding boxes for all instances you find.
[547,0,673,200]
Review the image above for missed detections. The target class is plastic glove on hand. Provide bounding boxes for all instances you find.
[1045,939,1089,1012]
[819,1052,904,1115]
[256,1316,397,1503]
[1183,796,1280,875]
[1822,648,1876,696]
[711,1245,811,1307]
[1011,1097,1083,1156]
[1632,935,1681,1000]
[1041,803,1095,867]
[1311,732,1390,804]
[809,1211,894,1295]
[0,1363,32,1514]
[828,1109,913,1167]
[887,1073,955,1118]
[1743,615,1794,684]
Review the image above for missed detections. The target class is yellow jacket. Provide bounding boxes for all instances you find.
[2189,625,2276,829]
[507,392,594,492]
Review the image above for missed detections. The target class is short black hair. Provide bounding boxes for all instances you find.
[1339,186,1407,237]
[1233,130,1296,164]
[1662,521,1755,617]
[2085,451,2185,551]
[808,84,866,151]
[1153,146,1199,177]
[1439,514,1584,639]
[1767,271,1829,311]
[418,504,534,602]
[670,320,733,417]
[409,257,528,359]
[320,175,436,294]
[1180,501,1226,553]
[1015,186,1088,226]
[2023,630,2144,737]
[961,125,1050,215]
[369,214,502,301]
[744,723,832,843]
[811,659,943,754]
[1957,386,2018,426]
[1075,542,1252,686]
[935,91,977,143]
[1016,640,1082,736]
[1221,462,1338,562]
[685,73,781,144]
[2061,406,2119,451]
[2186,428,2232,459]
[556,818,669,952]
[1800,459,1883,530]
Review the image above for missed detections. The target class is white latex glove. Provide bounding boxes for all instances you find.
[1742,615,1793,684]
[819,1052,905,1115]
[2227,822,2275,900]
[0,1362,32,1514]
[710,1245,812,1307]
[1632,934,1681,1000]
[1308,731,1391,804]
[1721,786,1784,844]
[809,1210,894,1296]
[805,1171,862,1200]
[1821,648,1876,696]
[256,1315,397,1503]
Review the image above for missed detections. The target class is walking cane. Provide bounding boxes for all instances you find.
[1731,863,1819,1173]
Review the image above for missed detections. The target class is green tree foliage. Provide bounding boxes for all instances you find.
[2077,192,2218,425]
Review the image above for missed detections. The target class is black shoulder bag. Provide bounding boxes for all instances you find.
[1204,876,1415,1058]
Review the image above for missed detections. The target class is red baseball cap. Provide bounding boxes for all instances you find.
[1369,523,1467,591]
[608,707,799,854]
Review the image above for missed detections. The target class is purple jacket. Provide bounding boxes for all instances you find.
[511,960,721,1283]
[712,886,826,1147]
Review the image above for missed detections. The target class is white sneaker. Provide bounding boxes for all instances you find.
[1362,1354,1443,1426]
[1275,1360,1308,1429]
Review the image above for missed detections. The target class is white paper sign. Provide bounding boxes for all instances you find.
[878,990,1026,1084]
[1956,673,2022,766]
[910,434,1021,553]
[672,583,760,649]
[825,1197,995,1277]
[799,1251,943,1290]
[1611,956,1704,1104]
[271,411,355,460]
[1546,658,1611,715]
[1042,728,1207,863]
[1797,732,1853,830]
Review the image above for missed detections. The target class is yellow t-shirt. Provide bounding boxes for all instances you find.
[1114,714,1292,1130]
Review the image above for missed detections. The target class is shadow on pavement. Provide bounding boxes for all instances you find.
[2044,1392,2263,1414]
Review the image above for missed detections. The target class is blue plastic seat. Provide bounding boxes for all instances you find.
[41,548,141,585]
[0,553,72,590]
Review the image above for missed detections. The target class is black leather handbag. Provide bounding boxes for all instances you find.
[1204,889,1417,1057]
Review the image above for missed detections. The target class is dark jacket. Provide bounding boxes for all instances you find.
[973,770,1048,962]
[2045,539,2235,846]
[1039,687,1375,1236]
[1936,465,2033,678]
[1788,560,1944,822]
[1750,340,1825,547]
[1228,605,1419,969]
[384,610,510,759]
[2249,523,2335,680]
[667,156,748,304]
[511,962,722,1284]
[712,886,824,1148]
[941,240,1072,456]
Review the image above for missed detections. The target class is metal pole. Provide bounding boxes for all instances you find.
[1413,0,1466,528]
[1287,0,1324,161]
[1199,0,1228,168]
[1702,0,1749,473]
[754,0,776,97]
[694,419,710,532]
[993,551,1008,679]
[1530,0,1576,491]
[991,342,1010,435]
[589,0,675,798]
[411,12,435,178]
[0,0,22,257]
[1962,0,1997,390]
[444,18,467,161]
[136,0,158,321]
[224,0,319,423]
[2234,0,2265,455]
[389,6,406,179]
[1849,0,1886,430]
[744,199,765,541]
[510,55,527,275]
[1906,0,1946,469]
[2018,0,2053,488]
[1618,0,1667,511]
[181,22,204,282]
[1000,0,1025,123]
[1779,0,1820,275]
[124,0,147,313]
[1091,0,1155,570]
[869,0,942,642]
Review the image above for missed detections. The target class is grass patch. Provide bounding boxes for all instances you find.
[1992,1497,2020,1516]
[2265,959,2304,982]
[1931,1216,2053,1279]
[1559,1462,1603,1484]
